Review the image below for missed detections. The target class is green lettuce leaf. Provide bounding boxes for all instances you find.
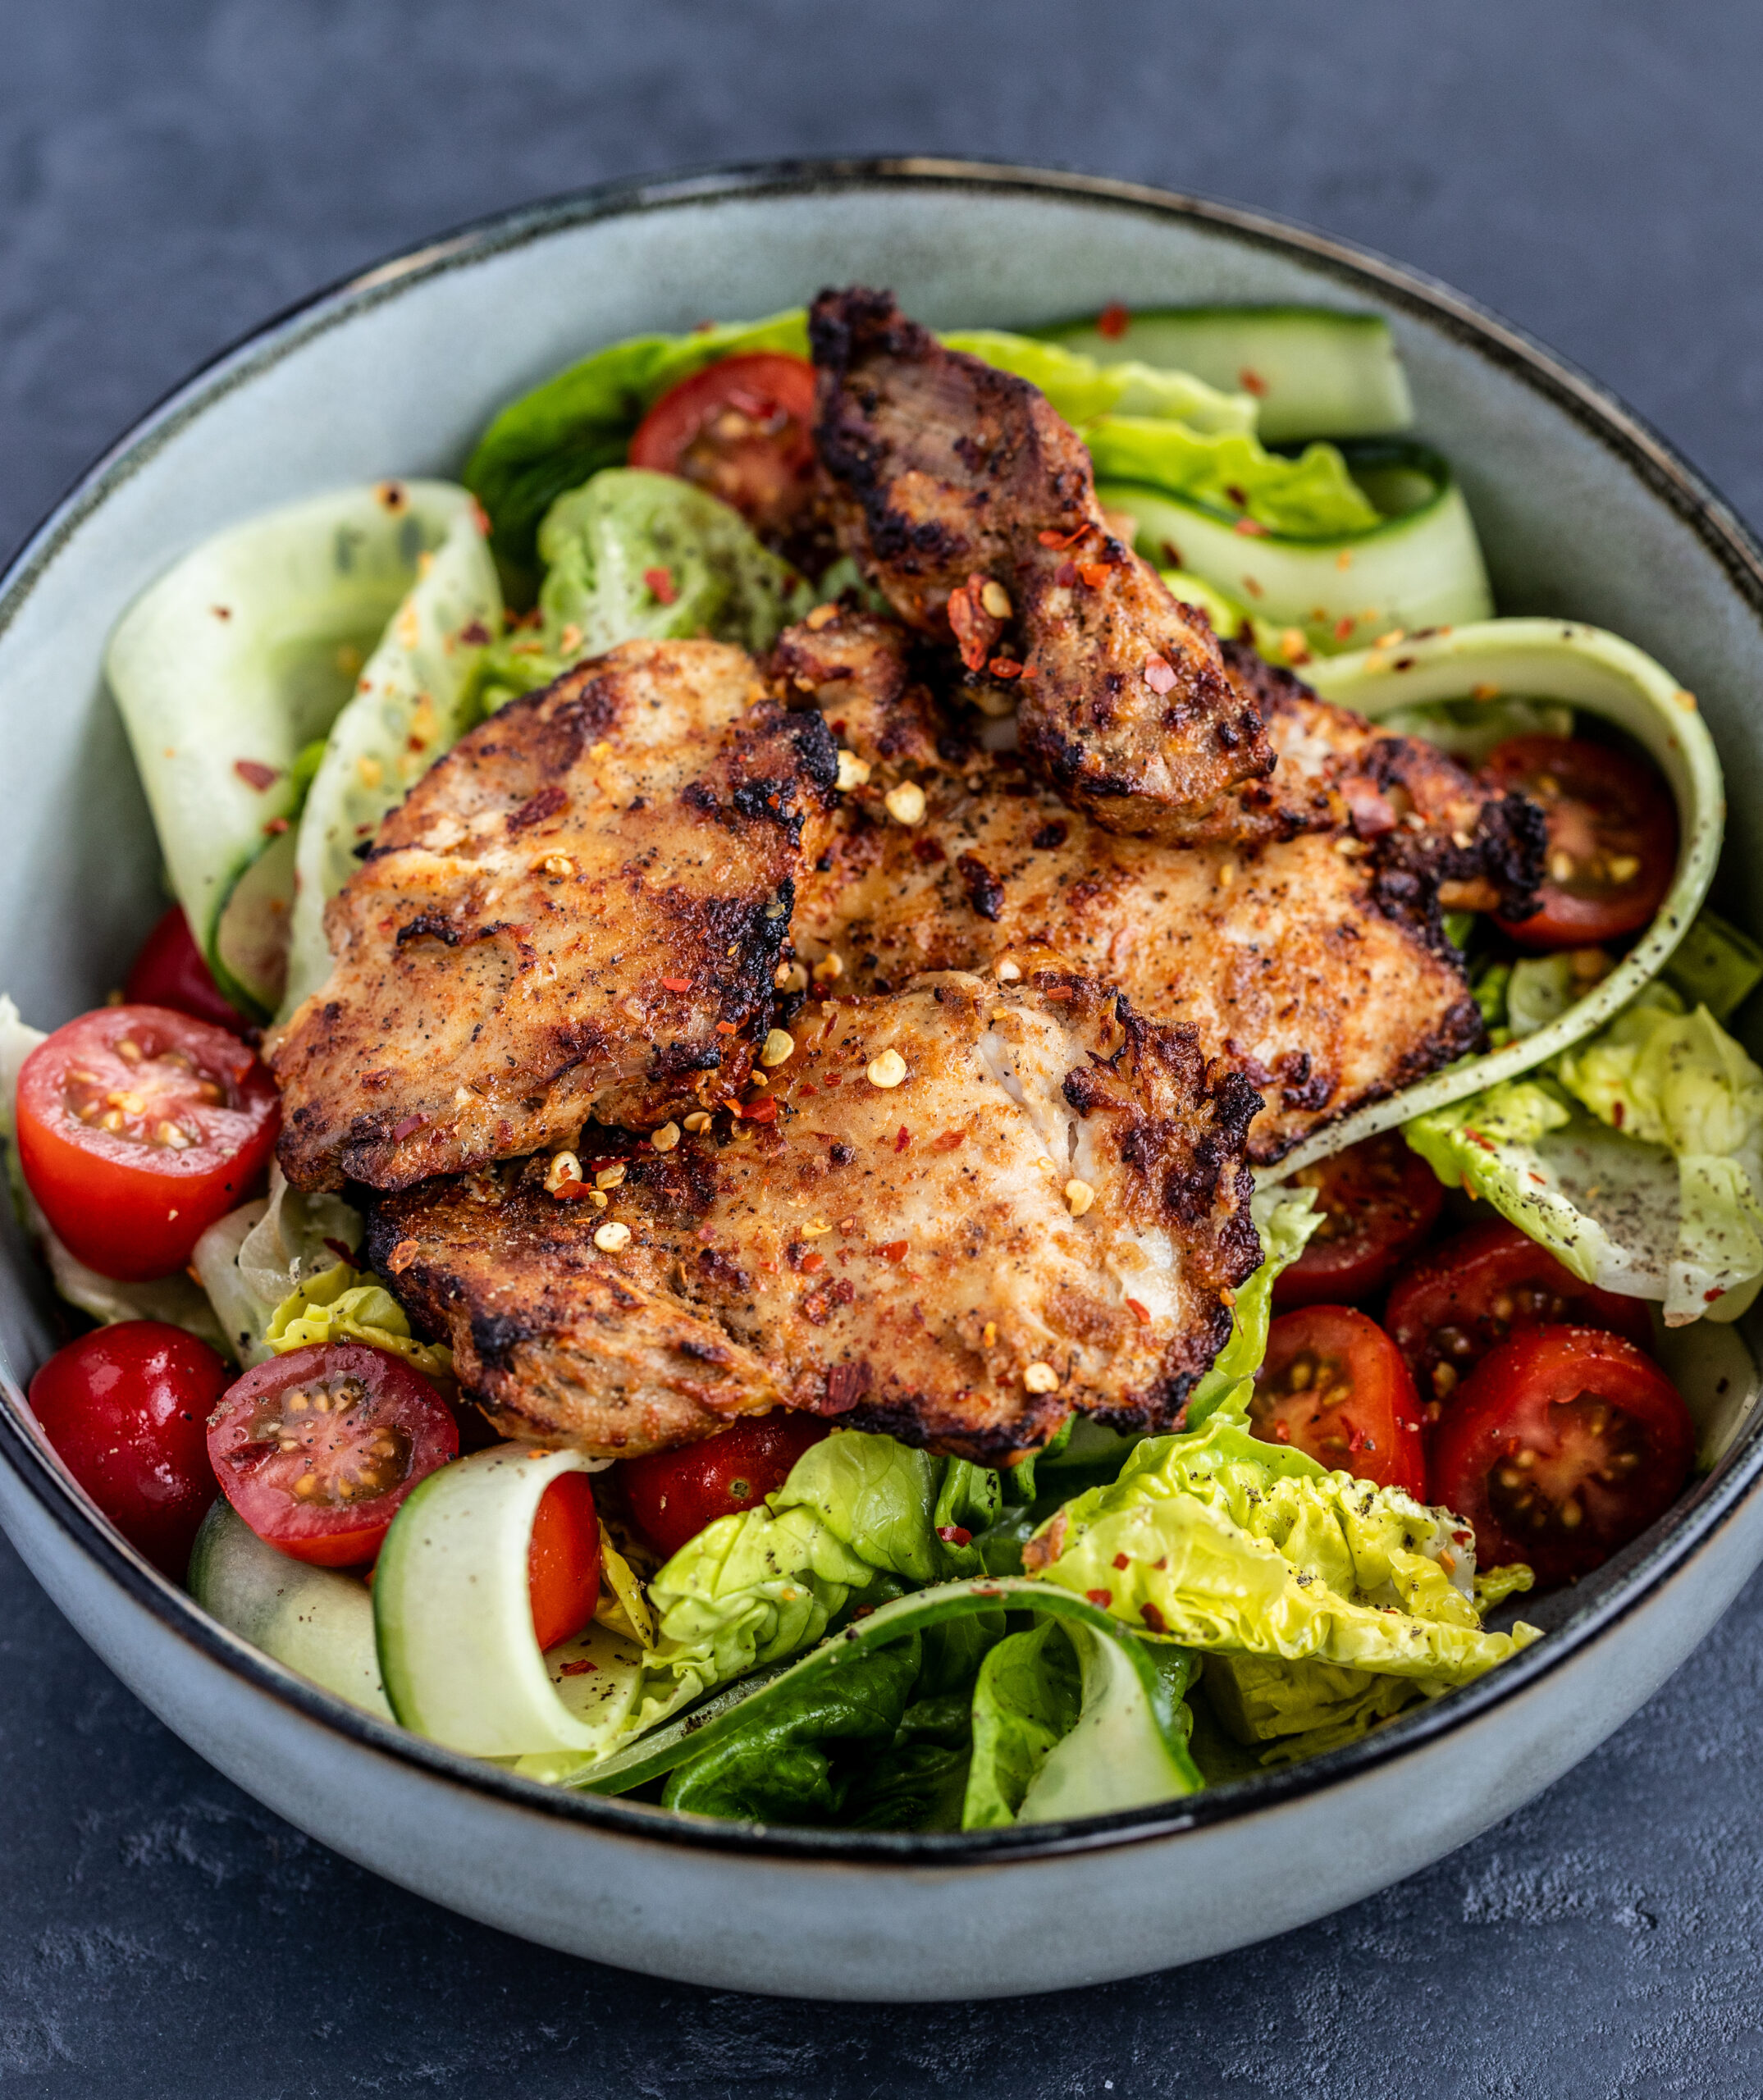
[1506,949,1612,1039]
[464,309,811,584]
[1409,988,1763,1323]
[471,468,811,712]
[264,1263,454,1381]
[1084,419,1382,539]
[1663,908,1763,1024]
[940,331,1254,433]
[1370,695,1573,764]
[1199,1650,1423,1763]
[961,1618,1083,1829]
[1183,1186,1323,1431]
[633,1429,988,1730]
[190,1166,367,1367]
[1025,1409,1538,1684]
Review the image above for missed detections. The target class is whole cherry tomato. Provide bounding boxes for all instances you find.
[628,352,819,548]
[28,1322,226,1575]
[621,1413,830,1559]
[124,906,242,1031]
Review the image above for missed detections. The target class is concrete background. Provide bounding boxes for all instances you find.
[4,3,1763,2091]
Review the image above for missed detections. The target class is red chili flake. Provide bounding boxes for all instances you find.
[1125,1297,1152,1326]
[644,565,678,605]
[801,1252,824,1274]
[391,1113,427,1142]
[233,759,280,792]
[1054,560,1079,587]
[931,1128,966,1153]
[1140,1601,1168,1635]
[831,1278,855,1305]
[894,1125,911,1153]
[506,784,568,834]
[1612,1102,1625,1129]
[1237,365,1269,397]
[1707,1287,1727,1303]
[879,1239,910,1262]
[1076,561,1112,589]
[385,1237,419,1276]
[557,1658,599,1677]
[1143,655,1177,695]
[1037,525,1088,550]
[937,1524,972,1547]
[715,1020,738,1034]
[661,976,692,993]
[797,1084,818,1097]
[1112,1553,1130,1571]
[263,816,290,836]
[1085,1588,1113,1608]
[1333,615,1355,641]
[1233,518,1270,538]
[987,656,1023,680]
[212,604,233,621]
[1096,302,1130,340]
[740,1096,779,1123]
[1042,985,1073,1002]
[459,619,491,646]
[551,1181,596,1202]
[323,1237,357,1267]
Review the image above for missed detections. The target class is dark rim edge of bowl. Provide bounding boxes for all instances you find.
[3,153,1763,1869]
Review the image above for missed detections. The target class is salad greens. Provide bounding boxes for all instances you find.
[471,468,812,714]
[1406,983,1763,1324]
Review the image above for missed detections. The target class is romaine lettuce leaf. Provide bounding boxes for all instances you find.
[1024,1408,1538,1683]
[471,469,811,712]
[1084,418,1382,539]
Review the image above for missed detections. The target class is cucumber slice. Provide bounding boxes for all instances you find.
[575,1578,1201,1824]
[1099,441,1492,661]
[281,504,500,1020]
[1041,305,1414,442]
[187,1500,391,1720]
[1263,619,1724,1179]
[372,1445,641,1757]
[106,481,479,1020]
[212,823,297,1017]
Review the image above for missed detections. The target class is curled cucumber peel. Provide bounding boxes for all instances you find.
[373,1445,638,1758]
[106,481,482,1020]
[1263,619,1724,1182]
[572,1577,1201,1824]
[1099,439,1492,661]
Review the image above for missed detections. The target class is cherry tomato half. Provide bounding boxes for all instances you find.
[16,1006,279,1281]
[1386,1220,1656,1431]
[1274,1132,1445,1308]
[124,906,242,1031]
[1250,1305,1427,1498]
[621,1413,830,1560]
[628,352,819,546]
[528,1470,601,1650]
[29,1322,225,1575]
[1430,1326,1693,1586]
[1486,734,1677,948]
[206,1342,459,1568]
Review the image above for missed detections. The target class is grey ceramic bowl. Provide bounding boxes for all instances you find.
[3,158,1763,2002]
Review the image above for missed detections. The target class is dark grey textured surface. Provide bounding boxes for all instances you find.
[4,2,1763,2090]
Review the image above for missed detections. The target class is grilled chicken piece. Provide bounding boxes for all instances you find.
[270,639,838,1192]
[778,609,1541,1163]
[368,970,1263,1463]
[809,286,1275,841]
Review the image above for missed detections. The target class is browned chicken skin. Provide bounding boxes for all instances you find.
[809,286,1277,841]
[269,639,837,1191]
[776,607,1541,1162]
[369,970,1263,1462]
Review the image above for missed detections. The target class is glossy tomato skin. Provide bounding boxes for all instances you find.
[528,1471,601,1650]
[16,1006,278,1281]
[29,1322,225,1575]
[622,1413,830,1559]
[628,352,819,547]
[1431,1326,1693,1586]
[1386,1220,1656,1429]
[206,1342,459,1568]
[124,906,242,1031]
[1274,1132,1445,1308]
[1486,734,1677,948]
[1250,1305,1427,1498]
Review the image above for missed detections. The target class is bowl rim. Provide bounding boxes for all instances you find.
[5,152,1763,1868]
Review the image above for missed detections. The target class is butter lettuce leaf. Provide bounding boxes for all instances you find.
[265,1262,454,1381]
[472,468,811,712]
[1200,1650,1423,1764]
[1084,419,1382,539]
[961,1618,1082,1829]
[1663,908,1763,1024]
[1025,1409,1538,1684]
[940,330,1254,433]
